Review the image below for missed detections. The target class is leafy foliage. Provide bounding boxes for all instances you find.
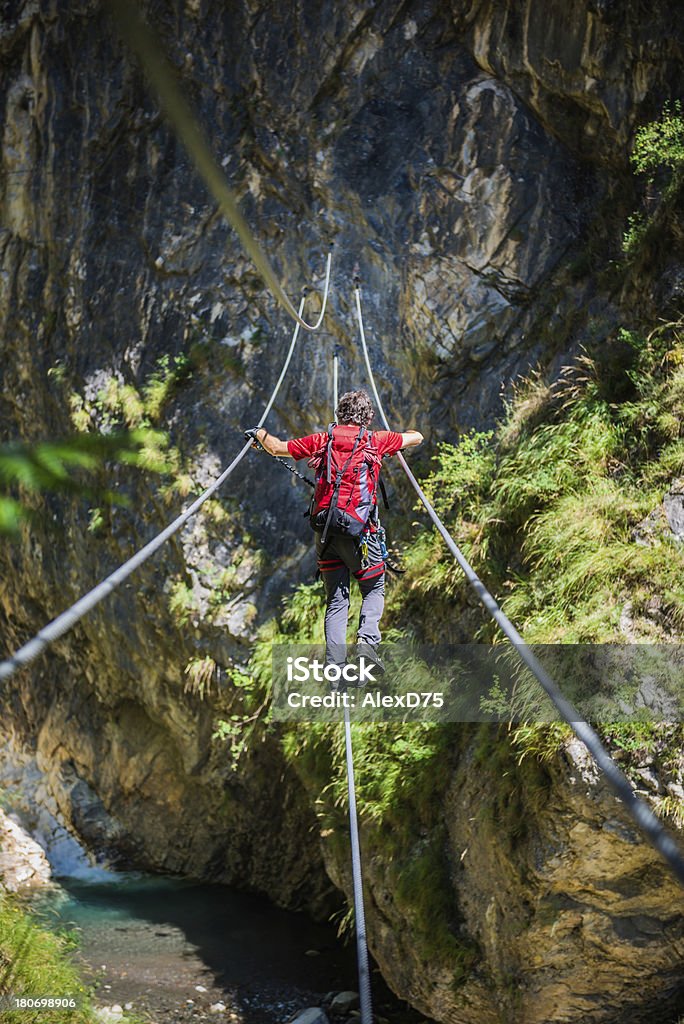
[631,100,684,179]
[622,212,648,256]
[141,354,192,422]
[211,663,270,772]
[69,354,191,433]
[167,579,198,626]
[623,100,684,255]
[0,432,160,535]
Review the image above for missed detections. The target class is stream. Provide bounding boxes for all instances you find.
[30,871,424,1024]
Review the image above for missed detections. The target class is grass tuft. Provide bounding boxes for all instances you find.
[0,890,96,1023]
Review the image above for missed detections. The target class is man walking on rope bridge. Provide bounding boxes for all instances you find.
[246,389,423,672]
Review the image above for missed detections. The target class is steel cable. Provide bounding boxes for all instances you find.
[333,349,340,413]
[353,283,684,888]
[344,704,374,1024]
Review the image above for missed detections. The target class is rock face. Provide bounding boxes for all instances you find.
[314,726,684,1024]
[0,806,52,891]
[450,0,684,165]
[447,738,684,1023]
[1,1,683,1023]
[0,736,108,883]
[634,479,684,546]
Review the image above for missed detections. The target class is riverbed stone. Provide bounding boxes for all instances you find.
[290,1010,329,1024]
[94,1008,124,1023]
[329,991,360,1015]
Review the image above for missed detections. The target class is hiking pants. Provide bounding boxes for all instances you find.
[316,531,385,666]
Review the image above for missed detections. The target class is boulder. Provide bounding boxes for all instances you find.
[329,991,360,1015]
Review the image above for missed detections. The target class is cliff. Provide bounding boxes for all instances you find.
[1,1,683,1022]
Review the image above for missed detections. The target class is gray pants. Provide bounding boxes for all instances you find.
[316,531,385,666]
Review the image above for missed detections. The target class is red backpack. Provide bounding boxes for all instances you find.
[308,425,383,543]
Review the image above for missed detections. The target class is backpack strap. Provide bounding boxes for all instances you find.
[367,432,389,510]
[325,422,334,484]
[320,426,366,546]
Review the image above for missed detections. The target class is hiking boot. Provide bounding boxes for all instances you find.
[354,642,385,678]
[327,662,347,694]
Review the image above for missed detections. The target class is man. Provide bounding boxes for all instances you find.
[248,389,423,670]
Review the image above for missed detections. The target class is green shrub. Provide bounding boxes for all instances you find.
[623,100,684,255]
[631,100,684,179]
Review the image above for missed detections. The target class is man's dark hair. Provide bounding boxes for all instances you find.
[336,390,374,427]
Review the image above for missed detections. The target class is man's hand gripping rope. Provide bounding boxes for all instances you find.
[244,426,315,489]
[244,426,264,449]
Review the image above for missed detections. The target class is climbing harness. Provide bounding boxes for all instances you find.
[377,523,405,576]
[352,279,684,889]
[358,527,370,570]
[356,520,404,576]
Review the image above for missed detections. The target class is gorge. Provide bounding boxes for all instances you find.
[1,2,684,1022]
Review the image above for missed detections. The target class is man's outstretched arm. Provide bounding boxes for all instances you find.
[401,430,423,448]
[250,427,291,457]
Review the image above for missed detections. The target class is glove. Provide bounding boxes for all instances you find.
[244,426,263,448]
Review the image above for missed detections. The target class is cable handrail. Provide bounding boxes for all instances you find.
[353,283,684,888]
[0,287,319,683]
[104,0,332,333]
[343,704,373,1024]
